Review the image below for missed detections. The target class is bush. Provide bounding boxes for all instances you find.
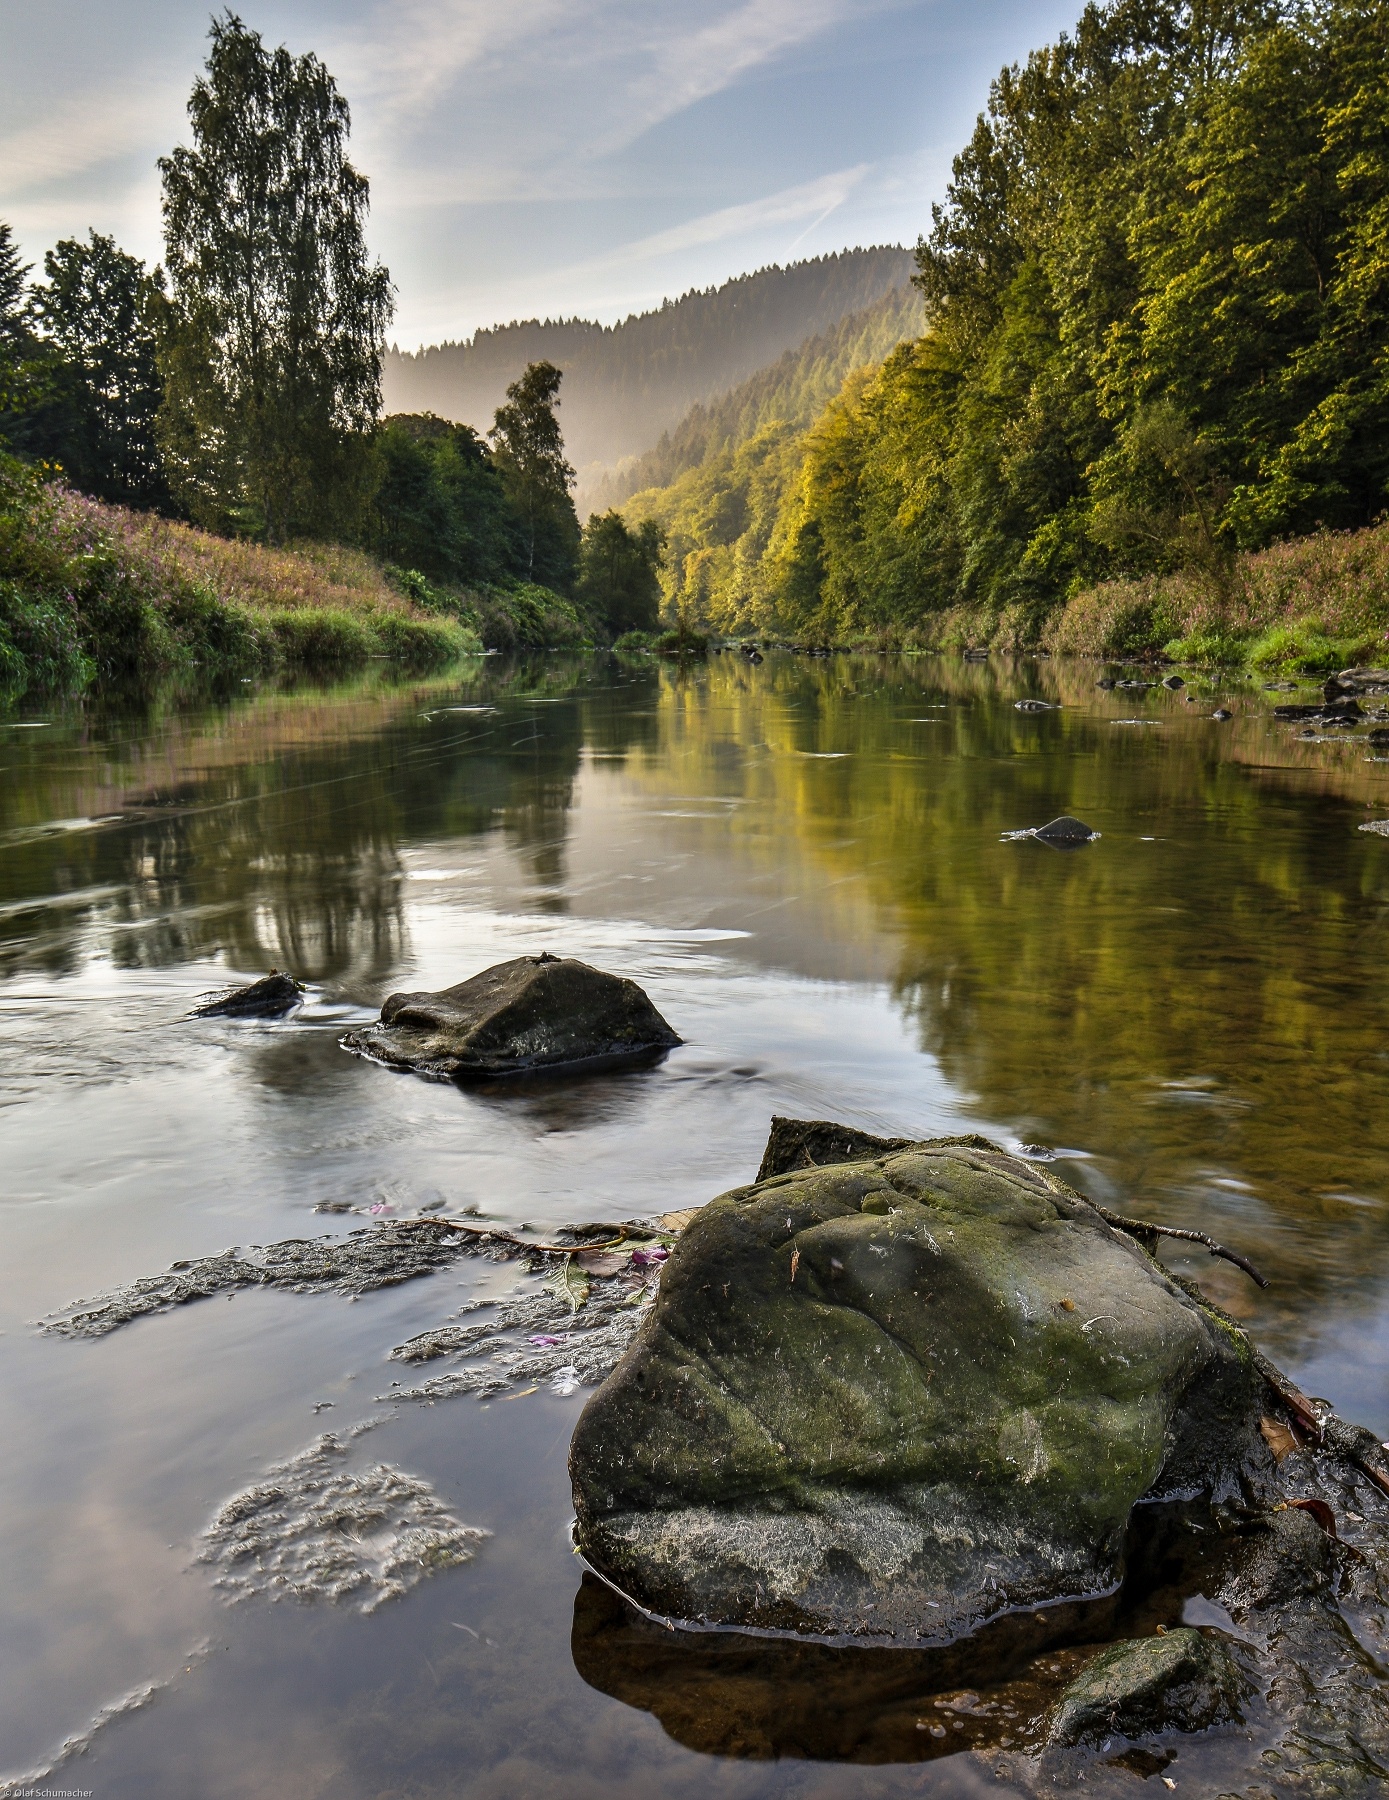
[1245,621,1375,675]
[0,581,94,697]
[371,610,478,668]
[266,607,376,670]
[612,629,657,653]
[1161,626,1252,667]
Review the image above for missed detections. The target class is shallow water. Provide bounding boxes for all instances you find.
[1,651,1387,1797]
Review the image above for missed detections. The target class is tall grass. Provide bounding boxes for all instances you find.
[1045,523,1389,670]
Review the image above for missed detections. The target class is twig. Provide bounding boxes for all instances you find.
[1091,1204,1269,1289]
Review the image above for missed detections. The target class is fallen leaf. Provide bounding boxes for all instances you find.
[790,1247,800,1283]
[543,1262,590,1312]
[659,1209,700,1233]
[1260,1416,1299,1462]
[575,1250,629,1276]
[1288,1497,1337,1537]
[1059,1297,1076,1312]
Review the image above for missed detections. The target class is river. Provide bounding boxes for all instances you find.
[2,650,1387,1796]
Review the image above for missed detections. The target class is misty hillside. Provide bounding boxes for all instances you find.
[587,284,923,513]
[382,247,913,495]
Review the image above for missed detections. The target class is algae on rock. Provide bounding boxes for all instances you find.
[571,1130,1267,1641]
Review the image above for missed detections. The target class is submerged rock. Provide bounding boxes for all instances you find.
[342,954,680,1080]
[191,970,304,1018]
[1047,1628,1246,1745]
[1014,699,1056,712]
[1033,815,1099,847]
[570,1127,1265,1642]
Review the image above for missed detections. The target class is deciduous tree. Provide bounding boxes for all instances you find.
[157,12,392,540]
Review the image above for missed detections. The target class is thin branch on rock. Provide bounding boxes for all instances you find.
[1090,1204,1270,1289]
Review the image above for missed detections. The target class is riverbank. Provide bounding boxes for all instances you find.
[0,458,479,699]
[826,521,1389,674]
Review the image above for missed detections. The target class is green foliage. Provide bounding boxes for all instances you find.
[0,222,62,457]
[368,414,512,584]
[628,0,1389,646]
[1162,626,1254,667]
[157,12,392,541]
[467,580,592,653]
[577,510,664,636]
[590,284,923,509]
[30,232,170,510]
[1244,621,1374,673]
[0,452,475,697]
[387,249,916,479]
[490,361,580,588]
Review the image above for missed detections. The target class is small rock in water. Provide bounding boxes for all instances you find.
[342,954,680,1080]
[1047,1629,1246,1746]
[1096,678,1117,690]
[1360,820,1389,837]
[1161,674,1185,690]
[1211,708,1233,721]
[1014,699,1055,712]
[1032,815,1099,847]
[191,970,304,1018]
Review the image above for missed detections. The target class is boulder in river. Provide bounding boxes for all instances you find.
[570,1124,1266,1642]
[1032,815,1098,847]
[342,954,680,1079]
[1160,674,1186,690]
[1046,1627,1246,1745]
[192,970,304,1018]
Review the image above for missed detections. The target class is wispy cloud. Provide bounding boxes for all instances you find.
[571,167,872,273]
[0,81,184,195]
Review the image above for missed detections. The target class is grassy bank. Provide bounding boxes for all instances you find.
[799,523,1389,673]
[1043,525,1389,673]
[0,458,480,699]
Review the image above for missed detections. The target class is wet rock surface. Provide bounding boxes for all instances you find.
[1046,1627,1245,1745]
[570,1127,1265,1642]
[341,953,680,1079]
[190,970,304,1018]
[1033,815,1099,847]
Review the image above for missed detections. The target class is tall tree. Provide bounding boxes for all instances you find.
[31,232,170,509]
[0,223,50,455]
[157,12,392,540]
[490,360,580,588]
[577,510,665,635]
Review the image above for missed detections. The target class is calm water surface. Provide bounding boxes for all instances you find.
[2,652,1387,1797]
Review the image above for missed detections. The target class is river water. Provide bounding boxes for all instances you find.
[1,651,1387,1797]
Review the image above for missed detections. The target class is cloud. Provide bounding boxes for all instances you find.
[345,0,893,179]
[0,81,184,195]
[573,166,872,272]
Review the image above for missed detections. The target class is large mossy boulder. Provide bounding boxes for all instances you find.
[570,1123,1265,1641]
[342,954,679,1079]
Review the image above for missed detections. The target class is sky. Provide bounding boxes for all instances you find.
[0,1,1082,351]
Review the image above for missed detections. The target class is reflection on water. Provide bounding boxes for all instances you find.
[1,651,1387,1796]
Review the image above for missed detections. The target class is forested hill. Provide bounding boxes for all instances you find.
[585,283,923,513]
[624,0,1389,659]
[382,248,912,493]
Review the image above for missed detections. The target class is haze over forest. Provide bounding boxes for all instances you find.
[384,249,915,507]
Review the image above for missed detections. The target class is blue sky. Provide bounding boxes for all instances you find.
[0,1,1081,349]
